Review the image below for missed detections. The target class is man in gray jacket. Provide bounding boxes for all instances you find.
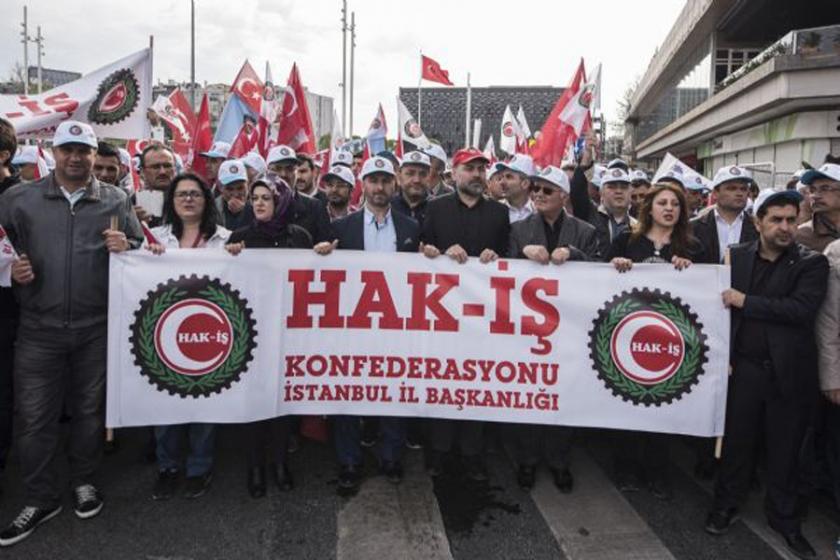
[0,121,142,547]
[508,165,597,492]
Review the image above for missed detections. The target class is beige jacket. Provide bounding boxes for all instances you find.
[816,238,840,390]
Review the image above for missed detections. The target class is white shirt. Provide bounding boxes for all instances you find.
[148,224,231,249]
[713,207,745,263]
[506,198,535,223]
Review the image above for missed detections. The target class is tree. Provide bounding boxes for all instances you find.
[612,75,640,137]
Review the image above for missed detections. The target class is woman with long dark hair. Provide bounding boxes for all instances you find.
[605,183,705,501]
[145,173,231,500]
[226,174,313,498]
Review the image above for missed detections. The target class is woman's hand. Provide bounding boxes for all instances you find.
[672,256,692,271]
[314,240,338,256]
[225,241,246,256]
[145,243,166,256]
[611,257,633,273]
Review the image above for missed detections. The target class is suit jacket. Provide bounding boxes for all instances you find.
[690,207,757,264]
[289,191,334,244]
[509,211,599,261]
[730,240,829,399]
[332,208,420,253]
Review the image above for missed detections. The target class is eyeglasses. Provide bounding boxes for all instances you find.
[529,185,560,196]
[807,185,840,195]
[251,194,274,203]
[174,191,204,200]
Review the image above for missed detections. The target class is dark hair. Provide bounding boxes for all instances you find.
[0,118,16,168]
[756,197,800,219]
[162,172,220,241]
[139,142,174,168]
[97,141,120,161]
[297,154,315,171]
[631,183,693,257]
[825,153,840,165]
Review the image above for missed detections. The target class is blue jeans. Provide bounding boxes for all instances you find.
[155,424,216,477]
[334,416,405,466]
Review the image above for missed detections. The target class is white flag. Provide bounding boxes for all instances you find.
[0,48,153,140]
[397,97,430,149]
[472,118,482,149]
[483,136,496,161]
[516,105,532,139]
[558,63,600,136]
[499,105,521,155]
[653,152,711,189]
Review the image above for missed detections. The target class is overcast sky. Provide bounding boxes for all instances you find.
[2,0,686,137]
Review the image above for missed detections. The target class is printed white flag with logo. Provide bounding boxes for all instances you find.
[397,97,431,150]
[0,48,153,140]
[107,251,731,437]
[653,153,712,189]
[558,63,600,136]
[499,104,520,155]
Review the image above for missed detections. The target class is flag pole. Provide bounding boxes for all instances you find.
[417,50,423,128]
[464,72,471,148]
[341,0,347,138]
[190,0,196,109]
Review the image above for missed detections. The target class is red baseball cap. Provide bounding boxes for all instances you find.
[452,148,489,167]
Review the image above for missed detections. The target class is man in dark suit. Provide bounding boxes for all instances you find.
[705,189,828,560]
[509,165,597,493]
[421,147,510,482]
[314,155,419,496]
[691,165,758,265]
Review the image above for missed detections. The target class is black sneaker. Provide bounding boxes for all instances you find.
[272,463,293,491]
[183,472,212,499]
[705,508,738,535]
[73,484,103,519]
[152,469,180,501]
[768,523,817,560]
[0,506,62,547]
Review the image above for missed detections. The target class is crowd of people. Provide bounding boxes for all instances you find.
[1,115,840,559]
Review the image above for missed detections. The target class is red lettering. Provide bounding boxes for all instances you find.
[521,278,560,355]
[347,271,404,329]
[285,355,305,377]
[489,276,516,334]
[44,93,79,116]
[406,273,459,331]
[286,269,346,328]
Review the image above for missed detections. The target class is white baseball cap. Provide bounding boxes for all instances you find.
[401,151,431,168]
[488,162,505,179]
[323,164,356,187]
[754,188,803,215]
[11,145,39,165]
[531,166,570,193]
[656,165,686,187]
[591,164,607,188]
[630,169,650,184]
[496,154,536,177]
[118,148,131,169]
[602,167,631,186]
[607,158,629,170]
[53,121,97,148]
[242,152,267,175]
[423,144,448,165]
[332,150,353,167]
[685,173,711,192]
[360,156,396,179]
[801,163,840,185]
[267,145,298,165]
[200,141,230,159]
[218,159,248,186]
[711,165,752,189]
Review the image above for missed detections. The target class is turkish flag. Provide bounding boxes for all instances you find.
[531,59,586,168]
[421,55,454,86]
[229,119,260,158]
[230,60,264,115]
[275,63,316,154]
[152,88,197,163]
[189,94,213,181]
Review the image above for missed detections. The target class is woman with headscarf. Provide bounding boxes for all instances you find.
[226,174,312,498]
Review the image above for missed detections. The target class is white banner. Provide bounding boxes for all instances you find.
[107,250,731,436]
[1,48,152,140]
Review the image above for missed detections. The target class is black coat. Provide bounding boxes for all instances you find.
[690,208,757,264]
[228,222,313,249]
[509,211,598,261]
[421,193,510,257]
[730,240,829,399]
[288,191,334,244]
[332,208,420,253]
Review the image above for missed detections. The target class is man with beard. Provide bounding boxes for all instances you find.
[313,156,419,495]
[92,142,121,186]
[322,164,356,221]
[266,144,333,243]
[424,144,453,198]
[295,153,327,205]
[421,147,509,481]
[705,189,827,560]
[629,169,650,219]
[391,150,431,225]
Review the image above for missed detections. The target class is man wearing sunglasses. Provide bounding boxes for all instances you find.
[507,165,598,492]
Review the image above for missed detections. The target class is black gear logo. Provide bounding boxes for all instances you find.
[130,275,257,398]
[87,68,140,125]
[588,288,708,407]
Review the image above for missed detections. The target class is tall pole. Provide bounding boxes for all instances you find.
[464,73,471,148]
[21,6,29,95]
[35,26,43,94]
[190,0,196,108]
[417,51,423,127]
[340,0,347,138]
[349,12,355,137]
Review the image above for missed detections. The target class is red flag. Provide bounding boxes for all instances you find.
[258,62,280,158]
[126,139,153,191]
[531,60,586,168]
[230,60,264,115]
[228,116,260,158]
[421,55,454,86]
[189,94,213,181]
[276,64,316,154]
[152,88,197,163]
